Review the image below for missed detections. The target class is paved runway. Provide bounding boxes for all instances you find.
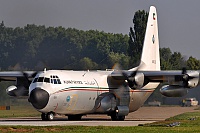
[0,118,155,126]
[0,106,197,126]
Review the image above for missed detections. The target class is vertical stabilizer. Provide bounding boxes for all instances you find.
[139,6,160,71]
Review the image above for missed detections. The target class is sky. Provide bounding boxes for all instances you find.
[0,0,200,59]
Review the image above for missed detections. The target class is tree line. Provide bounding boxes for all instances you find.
[0,10,199,71]
[0,21,130,70]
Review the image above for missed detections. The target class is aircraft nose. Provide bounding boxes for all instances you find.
[28,88,49,109]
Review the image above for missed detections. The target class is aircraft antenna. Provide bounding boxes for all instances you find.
[44,68,47,73]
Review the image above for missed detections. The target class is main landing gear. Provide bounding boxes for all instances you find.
[68,115,82,121]
[41,112,54,121]
[110,112,125,121]
[110,106,129,121]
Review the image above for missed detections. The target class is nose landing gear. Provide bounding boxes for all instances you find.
[41,112,55,121]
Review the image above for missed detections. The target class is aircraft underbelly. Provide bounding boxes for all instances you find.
[47,89,97,115]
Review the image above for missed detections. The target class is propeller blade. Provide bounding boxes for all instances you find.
[31,71,38,78]
[112,62,145,89]
[182,67,187,74]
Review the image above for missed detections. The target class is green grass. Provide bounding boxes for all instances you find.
[142,111,200,132]
[0,125,199,133]
[0,105,40,118]
[0,107,200,132]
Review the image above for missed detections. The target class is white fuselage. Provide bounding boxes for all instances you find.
[29,70,159,115]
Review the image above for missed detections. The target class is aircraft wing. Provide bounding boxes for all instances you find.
[0,71,36,81]
[111,70,181,80]
[110,70,200,88]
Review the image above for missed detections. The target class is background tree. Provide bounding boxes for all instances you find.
[79,57,98,70]
[0,24,131,70]
[170,52,185,70]
[160,48,172,70]
[186,56,200,70]
[128,10,148,66]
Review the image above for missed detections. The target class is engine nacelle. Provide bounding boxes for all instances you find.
[95,94,117,113]
[6,86,17,96]
[160,85,188,97]
[6,85,28,97]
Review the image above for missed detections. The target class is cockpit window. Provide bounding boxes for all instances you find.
[32,75,61,84]
[33,78,38,83]
[57,79,61,84]
[37,77,44,82]
[53,79,58,84]
[44,78,50,83]
[50,75,61,84]
[33,77,50,83]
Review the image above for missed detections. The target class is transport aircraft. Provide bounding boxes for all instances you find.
[0,6,199,121]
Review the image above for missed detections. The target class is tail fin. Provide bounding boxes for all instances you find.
[139,6,160,71]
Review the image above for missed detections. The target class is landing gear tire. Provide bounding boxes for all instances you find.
[68,115,82,121]
[41,113,47,121]
[111,112,125,121]
[47,112,54,121]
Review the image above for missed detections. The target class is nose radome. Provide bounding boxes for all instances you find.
[28,88,49,110]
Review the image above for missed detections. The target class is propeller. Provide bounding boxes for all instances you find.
[22,71,38,87]
[7,63,39,96]
[19,60,47,84]
[181,67,199,88]
[181,67,189,87]
[113,63,145,90]
[121,67,140,89]
[17,71,38,89]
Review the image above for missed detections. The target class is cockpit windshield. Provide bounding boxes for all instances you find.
[33,75,61,84]
[50,75,61,84]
